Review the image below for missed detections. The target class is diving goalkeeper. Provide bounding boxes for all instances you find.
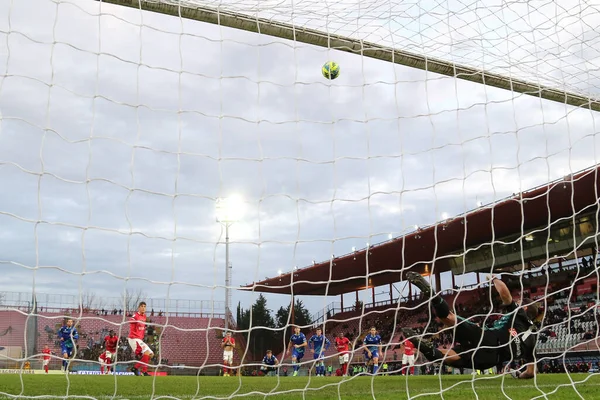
[403,272,539,379]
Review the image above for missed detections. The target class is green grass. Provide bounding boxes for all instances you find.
[0,374,598,399]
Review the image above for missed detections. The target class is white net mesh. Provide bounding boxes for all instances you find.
[117,0,600,103]
[1,0,600,398]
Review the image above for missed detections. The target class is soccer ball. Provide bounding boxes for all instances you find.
[322,61,340,80]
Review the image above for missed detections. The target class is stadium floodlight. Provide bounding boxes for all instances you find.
[388,233,393,239]
[441,212,449,220]
[215,194,244,224]
[215,195,245,332]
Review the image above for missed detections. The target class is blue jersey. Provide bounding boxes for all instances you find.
[363,334,381,352]
[58,325,79,348]
[290,333,307,353]
[309,334,330,354]
[263,355,278,366]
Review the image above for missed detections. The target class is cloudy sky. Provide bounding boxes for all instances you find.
[0,0,599,319]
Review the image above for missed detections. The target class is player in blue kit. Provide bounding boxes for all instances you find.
[261,350,279,376]
[309,327,331,377]
[362,326,382,375]
[286,325,307,376]
[57,318,79,372]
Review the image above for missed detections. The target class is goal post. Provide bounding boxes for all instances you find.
[98,0,600,112]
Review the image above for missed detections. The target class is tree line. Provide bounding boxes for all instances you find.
[236,294,312,358]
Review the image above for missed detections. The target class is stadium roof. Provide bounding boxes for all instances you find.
[244,165,600,296]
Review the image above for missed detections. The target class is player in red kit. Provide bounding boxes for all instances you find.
[221,331,236,376]
[128,301,154,376]
[99,351,112,374]
[400,338,417,375]
[103,329,118,372]
[334,332,351,376]
[41,345,53,374]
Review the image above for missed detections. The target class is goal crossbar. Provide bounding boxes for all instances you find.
[98,0,600,112]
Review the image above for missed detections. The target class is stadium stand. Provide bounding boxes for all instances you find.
[1,307,245,373]
[0,310,27,348]
[282,255,600,376]
[0,310,27,368]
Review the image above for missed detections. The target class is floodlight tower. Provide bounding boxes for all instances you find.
[215,195,244,332]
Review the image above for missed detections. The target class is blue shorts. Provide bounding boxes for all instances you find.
[364,349,379,360]
[61,344,74,357]
[292,350,304,361]
[313,352,325,361]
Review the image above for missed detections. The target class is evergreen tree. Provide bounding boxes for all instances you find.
[274,299,312,352]
[237,302,250,334]
[236,302,241,327]
[236,296,313,358]
[292,299,312,327]
[238,294,276,358]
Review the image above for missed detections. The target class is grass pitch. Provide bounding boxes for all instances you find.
[0,373,598,399]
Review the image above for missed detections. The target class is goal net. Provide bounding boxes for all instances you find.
[1,0,600,398]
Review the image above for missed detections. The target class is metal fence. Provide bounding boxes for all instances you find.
[0,291,225,318]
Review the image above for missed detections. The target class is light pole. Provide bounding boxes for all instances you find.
[215,195,244,333]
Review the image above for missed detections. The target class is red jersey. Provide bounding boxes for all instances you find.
[335,337,350,354]
[42,348,51,360]
[222,336,235,348]
[104,335,118,352]
[403,339,415,356]
[128,312,146,340]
